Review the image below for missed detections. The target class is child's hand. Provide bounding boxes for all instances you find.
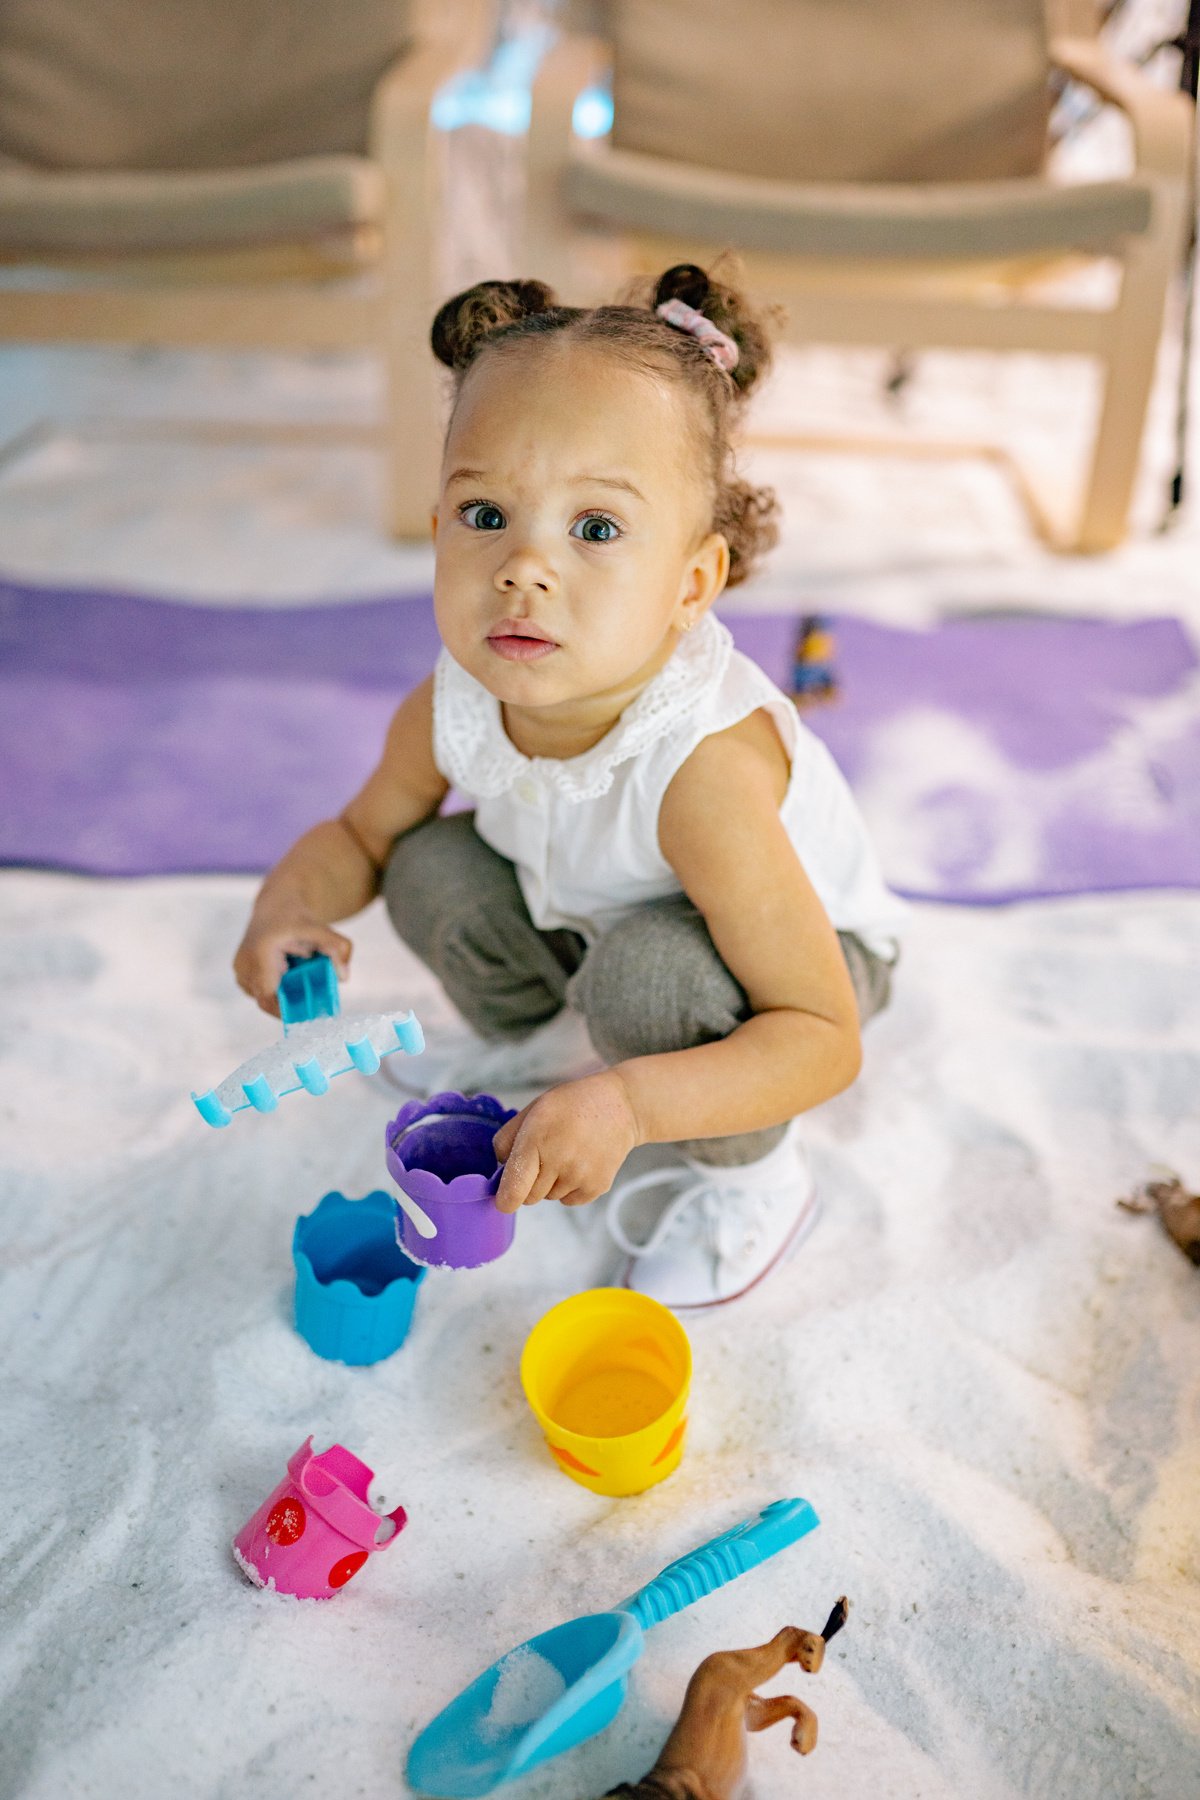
[233,913,353,1018]
[492,1070,641,1212]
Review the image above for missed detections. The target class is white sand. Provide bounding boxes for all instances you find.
[2,876,1197,1800]
[2,20,1199,1788]
[481,1647,568,1741]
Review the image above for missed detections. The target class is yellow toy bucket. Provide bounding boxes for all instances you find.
[520,1288,692,1497]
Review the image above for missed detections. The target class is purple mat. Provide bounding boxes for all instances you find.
[2,577,1198,902]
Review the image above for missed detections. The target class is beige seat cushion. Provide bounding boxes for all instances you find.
[604,0,1051,184]
[0,0,410,172]
[566,143,1153,262]
[0,157,386,256]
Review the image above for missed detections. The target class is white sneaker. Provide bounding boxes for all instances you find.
[381,1006,603,1102]
[607,1122,819,1310]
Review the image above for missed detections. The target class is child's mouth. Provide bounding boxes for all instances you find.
[486,632,559,663]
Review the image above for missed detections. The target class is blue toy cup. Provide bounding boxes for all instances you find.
[293,1190,426,1365]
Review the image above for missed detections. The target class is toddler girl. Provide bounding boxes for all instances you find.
[234,262,905,1310]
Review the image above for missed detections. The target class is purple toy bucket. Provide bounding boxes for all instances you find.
[384,1091,517,1271]
[232,1437,406,1600]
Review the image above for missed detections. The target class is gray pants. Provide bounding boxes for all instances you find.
[383,812,892,1166]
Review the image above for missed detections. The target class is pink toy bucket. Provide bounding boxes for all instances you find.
[232,1437,406,1599]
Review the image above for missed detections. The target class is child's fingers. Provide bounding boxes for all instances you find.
[309,926,353,977]
[494,1130,546,1213]
[493,1164,529,1214]
[745,1693,818,1755]
[494,1087,621,1211]
[233,952,282,1016]
[522,1171,560,1208]
[234,925,352,1018]
[283,926,352,979]
[492,1109,526,1163]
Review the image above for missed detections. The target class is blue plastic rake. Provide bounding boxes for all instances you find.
[192,953,423,1127]
[406,1498,819,1798]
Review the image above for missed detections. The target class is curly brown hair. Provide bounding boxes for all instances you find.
[430,262,780,588]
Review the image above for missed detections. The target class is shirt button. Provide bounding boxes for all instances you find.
[516,778,538,804]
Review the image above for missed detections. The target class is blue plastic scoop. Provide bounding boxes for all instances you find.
[406,1497,819,1797]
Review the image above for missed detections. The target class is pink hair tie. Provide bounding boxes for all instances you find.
[655,298,739,373]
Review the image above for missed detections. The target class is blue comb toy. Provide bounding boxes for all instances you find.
[406,1497,819,1797]
[192,953,424,1127]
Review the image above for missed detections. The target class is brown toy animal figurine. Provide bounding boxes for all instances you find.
[605,1600,849,1800]
[1117,1169,1200,1266]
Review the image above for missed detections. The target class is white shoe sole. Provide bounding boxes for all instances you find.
[618,1184,822,1312]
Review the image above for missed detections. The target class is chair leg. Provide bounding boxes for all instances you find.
[525,33,613,301]
[373,70,448,541]
[383,288,444,540]
[1074,185,1186,552]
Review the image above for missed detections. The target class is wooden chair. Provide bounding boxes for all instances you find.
[0,0,494,538]
[526,0,1195,552]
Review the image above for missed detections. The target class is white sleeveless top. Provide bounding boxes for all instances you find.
[432,614,906,959]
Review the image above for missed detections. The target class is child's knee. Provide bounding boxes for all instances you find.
[572,904,747,1062]
[838,932,895,1023]
[382,813,518,951]
[382,819,445,949]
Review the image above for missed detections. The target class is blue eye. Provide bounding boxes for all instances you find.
[571,513,620,543]
[461,501,506,531]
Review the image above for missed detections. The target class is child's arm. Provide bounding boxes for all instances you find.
[234,676,448,1014]
[615,706,863,1143]
[493,709,861,1209]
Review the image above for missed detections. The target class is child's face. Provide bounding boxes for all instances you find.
[432,341,728,717]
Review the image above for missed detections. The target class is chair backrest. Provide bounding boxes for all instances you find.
[0,0,411,172]
[604,0,1052,184]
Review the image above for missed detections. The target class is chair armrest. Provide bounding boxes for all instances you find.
[369,0,495,163]
[1050,35,1195,180]
[1045,1,1100,38]
[529,31,611,163]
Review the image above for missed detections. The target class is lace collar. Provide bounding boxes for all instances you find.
[435,612,733,803]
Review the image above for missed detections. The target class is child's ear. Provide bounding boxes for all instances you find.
[430,510,439,541]
[677,532,730,632]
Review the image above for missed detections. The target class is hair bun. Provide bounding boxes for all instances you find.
[653,263,711,312]
[650,256,775,399]
[431,278,559,370]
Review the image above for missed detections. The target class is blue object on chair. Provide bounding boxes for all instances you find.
[293,1190,426,1365]
[792,614,839,703]
[279,952,341,1033]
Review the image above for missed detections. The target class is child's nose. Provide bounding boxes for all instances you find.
[494,544,557,597]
